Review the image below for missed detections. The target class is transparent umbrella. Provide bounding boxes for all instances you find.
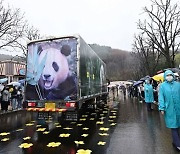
[0,78,8,83]
[8,82,21,87]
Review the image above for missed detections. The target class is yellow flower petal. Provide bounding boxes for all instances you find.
[109,116,116,119]
[74,141,85,145]
[59,133,71,137]
[36,128,46,132]
[81,134,89,137]
[19,143,33,149]
[82,127,89,130]
[96,121,104,125]
[23,136,31,140]
[97,141,106,146]
[82,115,88,118]
[0,132,10,136]
[47,142,61,147]
[76,149,92,154]
[16,129,24,132]
[99,133,109,136]
[77,124,83,126]
[1,138,9,142]
[111,110,117,113]
[110,123,117,126]
[63,127,73,130]
[25,123,34,126]
[79,118,86,121]
[56,125,61,128]
[99,127,109,131]
[91,113,96,115]
[43,131,50,134]
[54,123,60,125]
[90,118,95,121]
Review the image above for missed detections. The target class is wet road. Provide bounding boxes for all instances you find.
[106,95,179,154]
[0,93,179,154]
[0,95,118,154]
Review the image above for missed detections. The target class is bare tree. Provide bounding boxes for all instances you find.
[132,34,161,76]
[15,25,41,56]
[137,0,180,67]
[0,0,26,51]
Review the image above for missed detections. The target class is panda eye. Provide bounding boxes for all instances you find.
[52,62,59,72]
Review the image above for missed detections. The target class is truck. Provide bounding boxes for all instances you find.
[25,35,108,121]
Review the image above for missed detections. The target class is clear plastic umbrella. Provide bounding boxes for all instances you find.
[8,82,21,87]
[0,78,8,83]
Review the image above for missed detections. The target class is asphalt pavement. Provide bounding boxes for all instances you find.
[106,93,179,154]
[0,92,179,154]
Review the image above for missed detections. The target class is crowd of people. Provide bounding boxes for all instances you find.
[0,84,24,113]
[127,79,159,103]
[118,70,180,151]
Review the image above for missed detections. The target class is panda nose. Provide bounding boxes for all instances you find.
[44,74,51,79]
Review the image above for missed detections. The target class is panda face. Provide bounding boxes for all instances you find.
[38,48,69,90]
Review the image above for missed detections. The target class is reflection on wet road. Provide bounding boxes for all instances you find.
[106,95,179,154]
[0,93,179,154]
[0,96,119,154]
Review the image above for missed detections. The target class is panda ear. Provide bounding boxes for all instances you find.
[61,45,71,56]
[37,45,43,55]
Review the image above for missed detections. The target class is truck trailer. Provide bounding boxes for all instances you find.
[25,35,108,121]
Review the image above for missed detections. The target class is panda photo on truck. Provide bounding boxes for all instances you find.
[26,39,77,100]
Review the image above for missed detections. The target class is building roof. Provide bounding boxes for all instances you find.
[0,54,25,62]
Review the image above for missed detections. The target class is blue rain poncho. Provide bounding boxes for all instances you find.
[158,70,180,128]
[144,80,154,103]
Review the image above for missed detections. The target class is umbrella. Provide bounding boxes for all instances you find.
[140,75,150,81]
[152,73,164,82]
[156,70,164,74]
[124,81,133,85]
[133,80,143,86]
[8,82,21,87]
[152,72,179,82]
[18,79,25,84]
[0,78,8,84]
[174,72,179,77]
[107,84,117,88]
[165,68,180,73]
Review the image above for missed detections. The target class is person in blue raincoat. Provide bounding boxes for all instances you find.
[159,70,180,151]
[144,78,154,111]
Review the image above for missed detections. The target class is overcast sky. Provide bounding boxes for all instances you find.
[5,0,151,51]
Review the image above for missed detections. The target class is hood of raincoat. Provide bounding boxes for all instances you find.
[145,79,150,84]
[164,70,175,82]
